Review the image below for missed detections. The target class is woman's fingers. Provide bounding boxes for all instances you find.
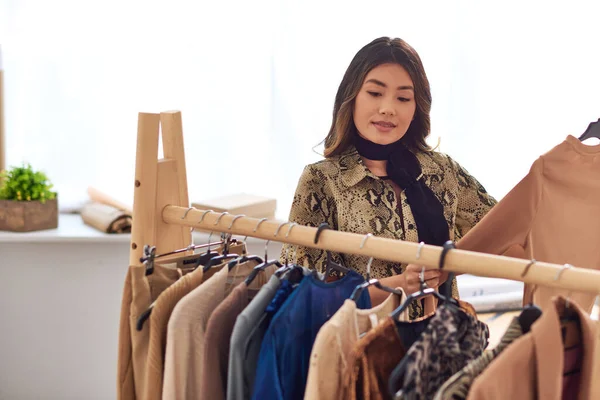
[425,277,440,288]
[423,270,441,280]
[405,270,439,283]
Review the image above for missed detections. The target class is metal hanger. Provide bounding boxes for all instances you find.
[390,240,459,320]
[517,259,543,333]
[273,223,300,278]
[361,233,373,280]
[201,212,243,271]
[555,264,578,323]
[262,223,305,284]
[244,221,286,285]
[227,216,265,270]
[578,118,600,141]
[195,210,227,271]
[555,263,572,306]
[350,278,405,301]
[282,223,298,266]
[350,234,404,301]
[185,209,223,268]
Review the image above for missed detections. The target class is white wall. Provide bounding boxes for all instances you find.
[0,232,283,400]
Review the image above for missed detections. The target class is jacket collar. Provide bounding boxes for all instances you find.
[338,145,443,189]
[532,296,596,400]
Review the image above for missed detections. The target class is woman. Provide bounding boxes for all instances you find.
[281,37,496,318]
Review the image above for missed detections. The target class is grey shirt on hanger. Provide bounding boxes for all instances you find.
[227,274,282,400]
[227,267,313,400]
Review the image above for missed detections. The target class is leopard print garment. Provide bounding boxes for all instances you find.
[392,304,490,400]
[432,317,523,400]
[280,145,497,319]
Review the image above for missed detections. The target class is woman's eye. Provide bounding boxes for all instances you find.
[398,97,411,102]
[367,91,381,97]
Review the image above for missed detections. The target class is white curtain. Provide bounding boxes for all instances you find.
[2,0,600,218]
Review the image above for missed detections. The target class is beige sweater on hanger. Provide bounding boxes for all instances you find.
[457,135,600,313]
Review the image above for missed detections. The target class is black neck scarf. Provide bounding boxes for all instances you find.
[354,134,453,296]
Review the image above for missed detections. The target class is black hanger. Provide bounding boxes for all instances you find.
[202,251,240,272]
[350,278,405,301]
[517,259,542,333]
[227,233,264,270]
[323,251,350,280]
[193,244,222,270]
[437,240,456,299]
[245,237,282,285]
[136,302,154,331]
[194,249,220,268]
[182,228,223,269]
[202,233,240,272]
[578,118,600,141]
[245,259,283,285]
[228,254,264,270]
[349,254,401,300]
[273,239,299,278]
[390,240,459,320]
[270,250,295,279]
[314,222,350,281]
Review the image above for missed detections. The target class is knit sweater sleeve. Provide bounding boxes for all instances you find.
[456,157,544,259]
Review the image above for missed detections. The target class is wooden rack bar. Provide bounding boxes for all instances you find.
[162,206,600,295]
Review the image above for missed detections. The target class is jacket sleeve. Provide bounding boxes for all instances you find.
[447,155,498,240]
[456,157,544,259]
[280,164,342,271]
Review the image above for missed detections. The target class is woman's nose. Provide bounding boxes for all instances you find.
[378,97,396,116]
[379,107,395,116]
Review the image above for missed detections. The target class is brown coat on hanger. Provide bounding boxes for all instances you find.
[468,296,596,400]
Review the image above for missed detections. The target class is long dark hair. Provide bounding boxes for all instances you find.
[324,37,432,157]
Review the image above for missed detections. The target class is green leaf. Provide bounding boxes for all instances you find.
[0,163,56,202]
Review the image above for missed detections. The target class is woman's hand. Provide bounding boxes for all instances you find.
[399,264,441,295]
[368,264,442,306]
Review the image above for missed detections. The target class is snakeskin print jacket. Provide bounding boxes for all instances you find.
[280,145,497,318]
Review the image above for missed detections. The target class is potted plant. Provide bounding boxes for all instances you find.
[0,163,58,232]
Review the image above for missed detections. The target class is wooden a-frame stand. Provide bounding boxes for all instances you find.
[129,111,191,266]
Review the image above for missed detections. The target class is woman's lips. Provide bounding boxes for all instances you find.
[372,121,396,132]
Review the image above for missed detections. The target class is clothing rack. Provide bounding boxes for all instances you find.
[128,111,600,395]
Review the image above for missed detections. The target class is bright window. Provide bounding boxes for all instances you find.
[2,1,600,218]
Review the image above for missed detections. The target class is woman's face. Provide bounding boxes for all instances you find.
[353,63,416,145]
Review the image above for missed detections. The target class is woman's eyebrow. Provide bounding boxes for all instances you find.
[365,79,414,91]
